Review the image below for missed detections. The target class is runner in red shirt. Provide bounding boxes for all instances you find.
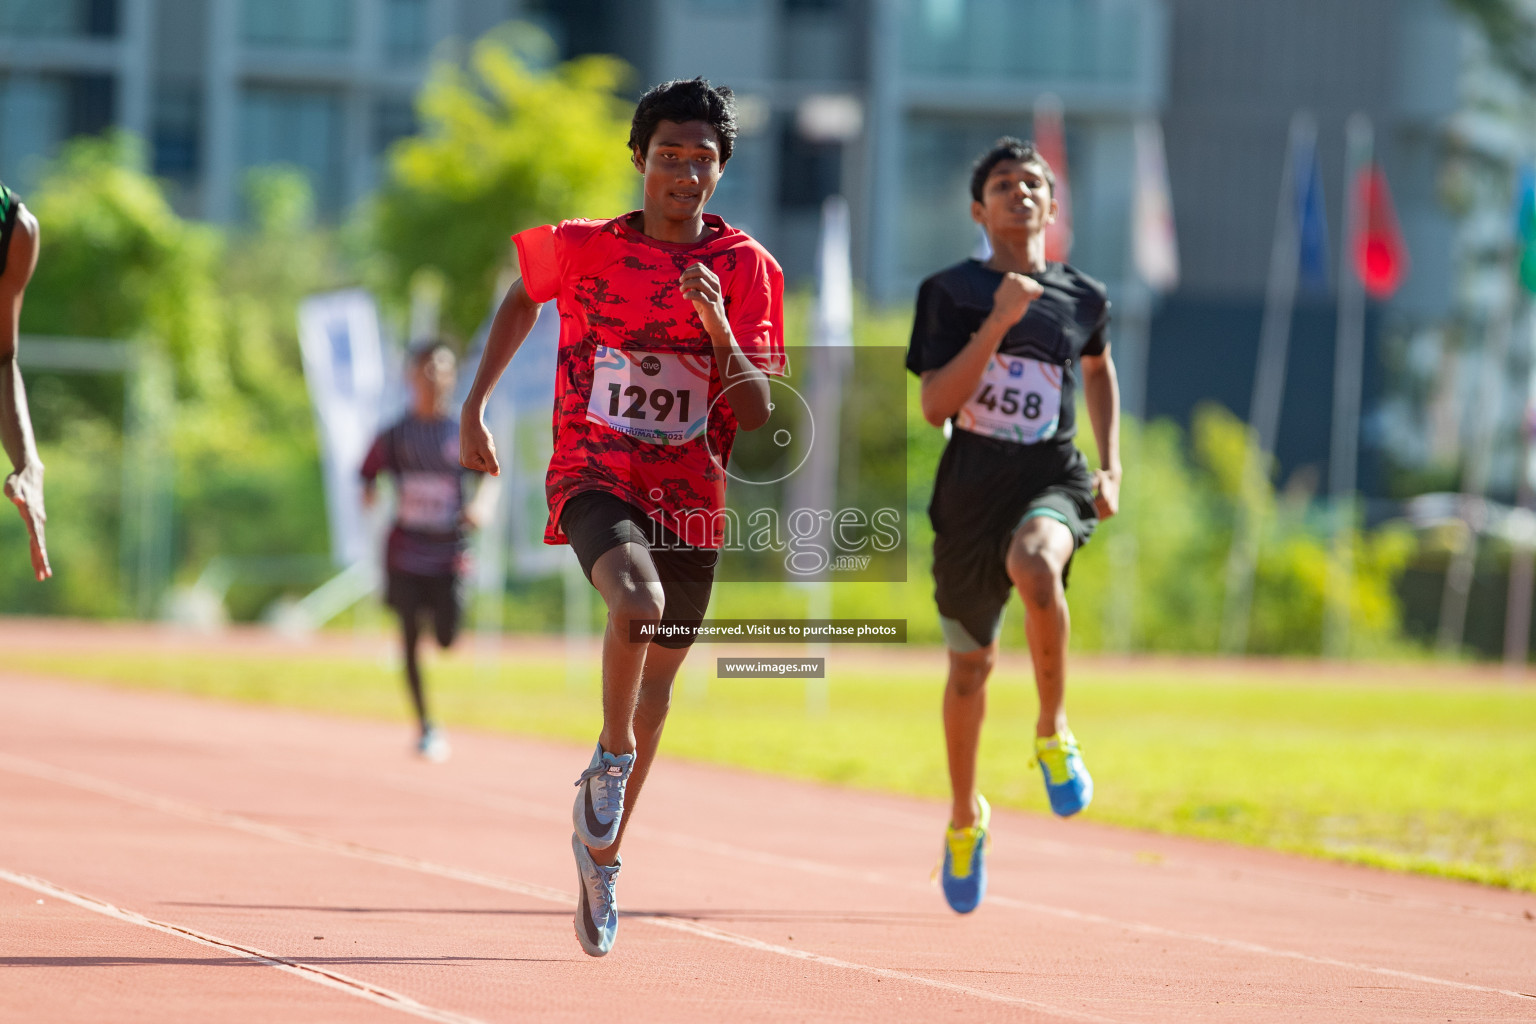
[459,78,784,957]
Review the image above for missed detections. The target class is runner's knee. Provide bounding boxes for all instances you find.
[607,581,666,636]
[1006,544,1063,607]
[946,646,996,698]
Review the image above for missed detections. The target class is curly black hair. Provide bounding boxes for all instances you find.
[969,136,1055,203]
[628,77,737,164]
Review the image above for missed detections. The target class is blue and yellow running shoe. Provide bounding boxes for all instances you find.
[573,743,634,850]
[939,794,990,914]
[1035,731,1092,817]
[572,833,621,956]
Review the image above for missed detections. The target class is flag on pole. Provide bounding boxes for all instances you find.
[1517,164,1536,295]
[785,195,852,529]
[1132,118,1179,292]
[1295,129,1329,292]
[1351,165,1408,299]
[296,290,389,567]
[1033,95,1072,263]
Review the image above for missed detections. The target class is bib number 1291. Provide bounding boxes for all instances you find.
[588,348,711,445]
[606,382,691,423]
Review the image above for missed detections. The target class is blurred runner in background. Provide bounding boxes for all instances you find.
[362,341,495,763]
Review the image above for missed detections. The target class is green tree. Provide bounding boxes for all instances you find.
[367,25,636,341]
[24,134,227,399]
[5,138,337,617]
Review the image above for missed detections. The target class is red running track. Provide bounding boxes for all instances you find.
[1,669,1533,1023]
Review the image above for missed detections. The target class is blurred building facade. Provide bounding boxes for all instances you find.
[530,0,1502,497]
[2,0,1521,497]
[523,0,1170,306]
[0,0,514,216]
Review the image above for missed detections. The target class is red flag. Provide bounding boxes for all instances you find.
[1351,165,1408,298]
[1033,97,1073,263]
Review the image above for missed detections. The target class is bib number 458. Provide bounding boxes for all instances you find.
[974,384,1043,420]
[606,382,691,422]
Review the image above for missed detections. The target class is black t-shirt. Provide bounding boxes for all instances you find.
[0,182,19,278]
[906,259,1110,536]
[361,415,476,577]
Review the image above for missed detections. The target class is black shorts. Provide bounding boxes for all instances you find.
[386,569,464,648]
[560,490,718,650]
[931,460,1098,652]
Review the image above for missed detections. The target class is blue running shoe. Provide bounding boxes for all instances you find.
[939,794,990,914]
[572,833,621,957]
[1035,731,1092,817]
[573,743,634,850]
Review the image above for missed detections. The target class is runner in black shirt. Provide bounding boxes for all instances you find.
[362,341,495,762]
[906,138,1122,914]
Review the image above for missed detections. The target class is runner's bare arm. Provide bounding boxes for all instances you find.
[680,263,771,431]
[918,272,1042,427]
[1081,346,1122,519]
[460,278,541,476]
[0,203,49,580]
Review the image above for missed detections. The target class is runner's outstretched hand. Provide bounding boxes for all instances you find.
[459,415,500,476]
[680,263,729,339]
[1092,467,1121,520]
[989,272,1045,329]
[5,462,49,580]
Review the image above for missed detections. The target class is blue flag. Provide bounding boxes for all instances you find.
[1295,132,1329,292]
[1517,164,1536,294]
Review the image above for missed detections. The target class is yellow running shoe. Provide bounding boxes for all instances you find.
[1035,731,1093,816]
[938,794,990,913]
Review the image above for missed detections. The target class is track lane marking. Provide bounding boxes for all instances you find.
[0,868,489,1024]
[0,753,1126,1023]
[351,771,1536,1002]
[8,751,1533,1008]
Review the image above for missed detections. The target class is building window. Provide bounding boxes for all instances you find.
[239,87,344,212]
[241,0,352,50]
[384,0,430,63]
[778,122,842,210]
[0,75,67,191]
[153,85,201,182]
[901,0,1143,84]
[374,97,416,156]
[66,74,115,137]
[0,0,117,37]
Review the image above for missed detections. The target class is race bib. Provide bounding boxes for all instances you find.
[587,348,712,445]
[398,473,459,532]
[954,354,1062,444]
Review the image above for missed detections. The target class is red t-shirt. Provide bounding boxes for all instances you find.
[513,212,786,549]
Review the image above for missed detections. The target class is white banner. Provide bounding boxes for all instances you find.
[1133,118,1180,292]
[297,289,389,567]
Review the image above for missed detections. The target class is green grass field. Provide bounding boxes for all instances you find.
[10,642,1536,893]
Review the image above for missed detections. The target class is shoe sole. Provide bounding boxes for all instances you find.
[572,835,615,957]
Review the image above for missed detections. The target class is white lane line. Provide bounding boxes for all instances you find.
[0,753,1126,1024]
[361,775,1536,1003]
[0,868,489,1024]
[643,915,1127,1023]
[0,753,573,906]
[10,752,1534,1011]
